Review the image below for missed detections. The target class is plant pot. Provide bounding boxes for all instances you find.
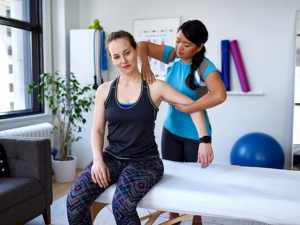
[52,155,77,183]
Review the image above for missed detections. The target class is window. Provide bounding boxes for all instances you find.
[9,83,13,92]
[7,27,11,37]
[0,0,44,119]
[10,102,14,111]
[6,9,10,18]
[8,64,12,74]
[7,45,12,56]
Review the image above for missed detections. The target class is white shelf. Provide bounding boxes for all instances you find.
[227,90,264,96]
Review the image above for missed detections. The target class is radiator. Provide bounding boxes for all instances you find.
[0,122,54,147]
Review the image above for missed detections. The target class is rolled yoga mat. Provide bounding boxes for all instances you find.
[221,40,230,91]
[229,40,250,92]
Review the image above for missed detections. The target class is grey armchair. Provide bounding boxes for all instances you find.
[0,136,53,225]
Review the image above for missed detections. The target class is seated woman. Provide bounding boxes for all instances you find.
[66,30,214,225]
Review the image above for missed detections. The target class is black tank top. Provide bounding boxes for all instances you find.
[104,76,159,161]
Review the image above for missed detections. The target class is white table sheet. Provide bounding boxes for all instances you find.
[95,160,300,225]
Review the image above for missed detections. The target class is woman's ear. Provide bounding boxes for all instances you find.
[135,44,139,57]
[197,43,204,52]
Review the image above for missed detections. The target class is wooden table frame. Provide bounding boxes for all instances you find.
[90,202,193,225]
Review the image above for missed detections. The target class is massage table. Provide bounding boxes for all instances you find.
[90,159,300,225]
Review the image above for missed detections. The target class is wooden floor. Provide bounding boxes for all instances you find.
[52,168,83,201]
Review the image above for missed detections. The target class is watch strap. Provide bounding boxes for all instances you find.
[199,135,211,144]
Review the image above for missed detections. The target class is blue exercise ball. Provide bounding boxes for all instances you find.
[230,132,285,169]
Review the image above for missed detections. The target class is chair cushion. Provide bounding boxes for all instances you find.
[0,177,43,212]
[0,143,11,178]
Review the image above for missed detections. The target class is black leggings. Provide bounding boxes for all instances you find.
[161,127,211,162]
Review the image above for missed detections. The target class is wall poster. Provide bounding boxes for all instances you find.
[133,17,180,80]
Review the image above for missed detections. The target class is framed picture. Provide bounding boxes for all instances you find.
[133,17,180,80]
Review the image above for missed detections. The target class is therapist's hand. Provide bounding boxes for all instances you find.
[197,143,214,169]
[168,102,189,113]
[91,160,110,188]
[141,64,156,85]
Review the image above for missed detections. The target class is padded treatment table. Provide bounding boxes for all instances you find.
[91,159,300,225]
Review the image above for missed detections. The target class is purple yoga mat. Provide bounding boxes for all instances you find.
[229,40,250,92]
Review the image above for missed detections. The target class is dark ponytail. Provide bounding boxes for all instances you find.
[178,20,208,90]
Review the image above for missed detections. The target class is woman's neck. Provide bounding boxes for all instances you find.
[181,57,193,64]
[119,69,141,85]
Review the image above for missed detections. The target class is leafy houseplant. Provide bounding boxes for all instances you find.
[27,72,95,161]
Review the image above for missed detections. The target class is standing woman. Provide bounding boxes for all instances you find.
[138,20,227,224]
[67,30,212,225]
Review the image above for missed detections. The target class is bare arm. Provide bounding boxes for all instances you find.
[90,82,111,187]
[158,81,208,138]
[138,41,165,62]
[150,80,214,168]
[170,71,227,113]
[91,85,107,162]
[137,41,165,84]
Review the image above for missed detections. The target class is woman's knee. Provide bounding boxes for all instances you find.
[67,182,85,211]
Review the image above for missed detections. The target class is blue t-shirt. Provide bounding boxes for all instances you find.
[163,45,218,140]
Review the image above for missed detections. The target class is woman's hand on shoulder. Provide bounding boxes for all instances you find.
[198,143,214,169]
[141,63,156,85]
[91,160,110,188]
[138,41,165,85]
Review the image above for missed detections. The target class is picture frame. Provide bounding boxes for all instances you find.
[133,17,180,79]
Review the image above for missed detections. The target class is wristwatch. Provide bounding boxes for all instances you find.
[199,136,211,144]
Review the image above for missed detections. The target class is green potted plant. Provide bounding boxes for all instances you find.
[26,72,95,182]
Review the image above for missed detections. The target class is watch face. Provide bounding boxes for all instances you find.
[203,136,211,143]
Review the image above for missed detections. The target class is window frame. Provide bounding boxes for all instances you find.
[10,102,14,111]
[7,27,11,36]
[9,83,13,92]
[6,8,10,18]
[0,0,44,119]
[7,45,12,55]
[8,64,13,74]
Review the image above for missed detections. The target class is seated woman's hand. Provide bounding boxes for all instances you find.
[91,160,110,188]
[197,143,214,169]
[141,64,156,85]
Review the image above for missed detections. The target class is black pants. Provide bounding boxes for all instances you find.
[161,127,211,162]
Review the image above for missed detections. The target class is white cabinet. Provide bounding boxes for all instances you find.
[70,29,108,168]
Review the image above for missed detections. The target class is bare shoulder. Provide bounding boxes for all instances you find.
[148,79,167,90]
[95,80,113,102]
[148,80,174,105]
[97,80,113,92]
[149,79,172,93]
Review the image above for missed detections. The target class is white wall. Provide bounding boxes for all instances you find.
[50,0,80,150]
[70,30,109,168]
[75,0,300,169]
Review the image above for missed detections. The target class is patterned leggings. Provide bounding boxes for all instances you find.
[67,152,164,225]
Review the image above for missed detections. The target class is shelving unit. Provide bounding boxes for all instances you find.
[226,90,264,96]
